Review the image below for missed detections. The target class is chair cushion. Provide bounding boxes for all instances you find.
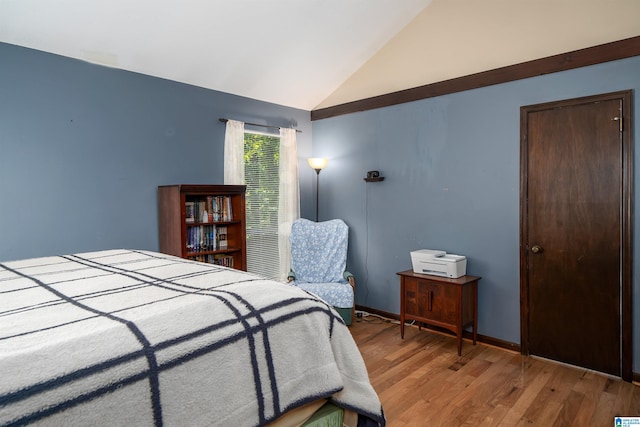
[294,282,354,308]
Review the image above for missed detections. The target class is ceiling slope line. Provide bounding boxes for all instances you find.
[310,36,640,121]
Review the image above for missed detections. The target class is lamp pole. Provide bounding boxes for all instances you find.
[314,168,321,222]
[307,158,328,222]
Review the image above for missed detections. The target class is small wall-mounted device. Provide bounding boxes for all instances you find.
[364,170,384,182]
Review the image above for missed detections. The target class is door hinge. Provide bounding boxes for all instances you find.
[612,116,622,132]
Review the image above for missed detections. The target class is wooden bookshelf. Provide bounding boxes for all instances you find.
[158,184,247,271]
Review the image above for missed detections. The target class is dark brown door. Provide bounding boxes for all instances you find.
[520,91,632,379]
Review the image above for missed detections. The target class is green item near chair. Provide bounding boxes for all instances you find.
[335,307,352,326]
[301,402,343,427]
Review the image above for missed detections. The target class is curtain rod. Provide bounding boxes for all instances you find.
[218,118,302,133]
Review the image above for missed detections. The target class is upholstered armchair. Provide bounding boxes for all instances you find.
[287,218,355,325]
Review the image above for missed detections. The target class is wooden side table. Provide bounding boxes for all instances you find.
[396,270,480,355]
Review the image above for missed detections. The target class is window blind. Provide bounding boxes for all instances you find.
[244,132,280,281]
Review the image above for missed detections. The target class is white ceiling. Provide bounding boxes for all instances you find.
[1,0,639,111]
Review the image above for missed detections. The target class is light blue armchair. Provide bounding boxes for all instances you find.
[287,218,355,325]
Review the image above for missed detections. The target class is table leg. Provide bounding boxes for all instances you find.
[400,279,405,339]
[473,282,478,345]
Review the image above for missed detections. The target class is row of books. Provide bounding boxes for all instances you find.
[189,254,234,268]
[186,225,227,253]
[185,196,233,223]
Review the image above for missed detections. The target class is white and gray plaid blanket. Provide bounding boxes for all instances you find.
[0,249,384,426]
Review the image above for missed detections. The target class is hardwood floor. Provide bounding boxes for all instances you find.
[350,316,640,426]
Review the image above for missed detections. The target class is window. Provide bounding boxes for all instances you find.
[244,131,280,281]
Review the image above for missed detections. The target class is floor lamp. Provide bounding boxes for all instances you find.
[308,158,328,222]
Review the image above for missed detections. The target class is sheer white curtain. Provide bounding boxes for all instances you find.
[224,120,244,185]
[278,128,300,282]
[223,120,299,282]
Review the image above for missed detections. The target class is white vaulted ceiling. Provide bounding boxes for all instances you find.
[1,0,639,111]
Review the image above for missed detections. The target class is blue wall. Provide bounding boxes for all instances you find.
[2,41,639,372]
[0,43,314,262]
[312,56,640,368]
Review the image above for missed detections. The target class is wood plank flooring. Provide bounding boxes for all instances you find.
[350,316,640,426]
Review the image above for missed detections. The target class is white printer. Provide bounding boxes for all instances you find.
[410,249,467,278]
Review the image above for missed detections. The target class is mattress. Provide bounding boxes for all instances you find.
[0,249,385,426]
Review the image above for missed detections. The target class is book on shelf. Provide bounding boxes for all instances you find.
[214,254,234,268]
[185,196,232,223]
[217,227,228,249]
[206,196,214,222]
[198,200,209,223]
[185,202,195,223]
[187,224,219,252]
[224,196,233,221]
[214,196,230,221]
[187,254,234,268]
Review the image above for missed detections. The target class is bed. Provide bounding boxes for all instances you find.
[0,249,385,426]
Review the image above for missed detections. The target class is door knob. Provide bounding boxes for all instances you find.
[530,245,543,254]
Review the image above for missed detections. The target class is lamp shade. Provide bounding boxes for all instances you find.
[307,158,329,171]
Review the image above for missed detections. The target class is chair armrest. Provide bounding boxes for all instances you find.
[287,270,296,282]
[344,271,356,324]
[344,271,355,292]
